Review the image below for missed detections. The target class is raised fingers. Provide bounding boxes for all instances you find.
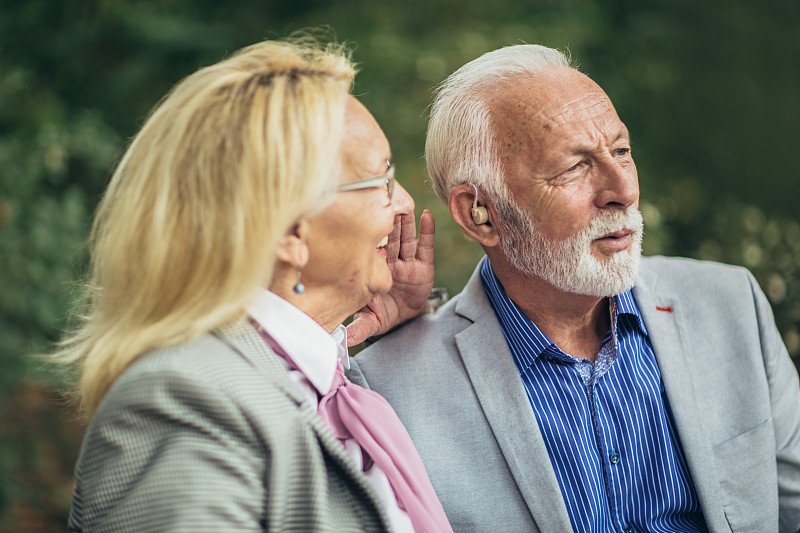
[398,212,418,261]
[416,209,435,264]
[384,215,403,261]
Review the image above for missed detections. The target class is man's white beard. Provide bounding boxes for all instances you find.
[496,200,644,298]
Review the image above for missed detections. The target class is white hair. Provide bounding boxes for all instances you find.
[425,44,572,203]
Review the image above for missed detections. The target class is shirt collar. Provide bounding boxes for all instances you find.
[479,257,648,363]
[615,288,649,336]
[247,289,350,395]
[480,258,553,359]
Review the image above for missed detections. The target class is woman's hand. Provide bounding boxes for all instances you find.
[346,210,435,346]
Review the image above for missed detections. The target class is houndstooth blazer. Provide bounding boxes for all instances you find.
[68,318,390,532]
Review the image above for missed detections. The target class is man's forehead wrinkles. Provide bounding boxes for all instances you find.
[536,92,610,128]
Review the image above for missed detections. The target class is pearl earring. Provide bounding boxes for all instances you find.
[293,269,305,294]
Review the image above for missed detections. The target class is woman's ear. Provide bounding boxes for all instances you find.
[449,185,501,248]
[275,219,310,268]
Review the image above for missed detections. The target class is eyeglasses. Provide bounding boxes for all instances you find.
[335,164,395,201]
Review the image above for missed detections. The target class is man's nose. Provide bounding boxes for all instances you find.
[595,159,639,209]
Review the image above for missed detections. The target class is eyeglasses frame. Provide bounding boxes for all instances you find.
[335,164,395,201]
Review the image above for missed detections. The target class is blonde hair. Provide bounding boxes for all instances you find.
[55,38,356,418]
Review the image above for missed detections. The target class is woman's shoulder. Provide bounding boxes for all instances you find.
[116,334,252,393]
[80,331,318,480]
[96,332,298,424]
[127,333,245,377]
[72,334,320,532]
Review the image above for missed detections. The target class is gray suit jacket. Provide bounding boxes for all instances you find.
[349,256,800,533]
[69,319,390,532]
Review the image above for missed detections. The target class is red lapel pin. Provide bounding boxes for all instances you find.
[655,305,673,313]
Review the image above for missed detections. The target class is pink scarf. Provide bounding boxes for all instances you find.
[254,321,452,532]
[318,362,453,532]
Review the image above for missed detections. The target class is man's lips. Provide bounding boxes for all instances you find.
[594,230,633,251]
[598,230,631,239]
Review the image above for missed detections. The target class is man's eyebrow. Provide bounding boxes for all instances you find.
[564,125,630,156]
[613,125,631,143]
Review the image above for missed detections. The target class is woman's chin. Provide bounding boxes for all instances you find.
[363,272,393,301]
[340,266,393,315]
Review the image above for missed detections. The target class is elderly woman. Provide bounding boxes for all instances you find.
[57,39,451,532]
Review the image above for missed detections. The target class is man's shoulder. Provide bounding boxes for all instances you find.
[355,291,475,369]
[358,294,472,357]
[639,255,753,291]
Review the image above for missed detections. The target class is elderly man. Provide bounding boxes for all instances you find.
[348,45,800,532]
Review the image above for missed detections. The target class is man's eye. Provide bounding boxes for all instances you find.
[565,163,580,173]
[614,148,631,156]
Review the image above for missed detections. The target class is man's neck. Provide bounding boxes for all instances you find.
[490,257,610,362]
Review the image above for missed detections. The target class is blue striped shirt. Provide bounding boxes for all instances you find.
[480,258,708,533]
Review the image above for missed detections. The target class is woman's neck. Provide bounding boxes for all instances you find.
[268,283,350,334]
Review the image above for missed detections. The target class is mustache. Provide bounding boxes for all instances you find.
[583,208,644,240]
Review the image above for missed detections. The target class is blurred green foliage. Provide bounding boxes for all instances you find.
[1,0,798,529]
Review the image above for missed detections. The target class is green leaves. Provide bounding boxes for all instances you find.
[1,0,799,528]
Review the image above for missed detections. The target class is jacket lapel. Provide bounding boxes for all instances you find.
[453,265,573,531]
[633,267,726,532]
[450,260,730,531]
[214,318,305,402]
[213,318,390,527]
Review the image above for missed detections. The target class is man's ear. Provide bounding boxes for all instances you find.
[275,219,310,268]
[449,184,501,248]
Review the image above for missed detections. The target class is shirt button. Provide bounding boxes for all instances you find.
[609,451,620,464]
[623,526,633,533]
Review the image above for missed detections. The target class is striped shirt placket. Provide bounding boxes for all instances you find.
[479,258,708,533]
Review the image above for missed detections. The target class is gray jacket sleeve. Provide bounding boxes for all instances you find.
[750,271,800,533]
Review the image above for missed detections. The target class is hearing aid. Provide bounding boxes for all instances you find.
[470,184,489,225]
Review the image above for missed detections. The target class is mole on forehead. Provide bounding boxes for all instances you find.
[534,92,612,128]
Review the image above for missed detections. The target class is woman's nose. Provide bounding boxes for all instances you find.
[391,181,415,215]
